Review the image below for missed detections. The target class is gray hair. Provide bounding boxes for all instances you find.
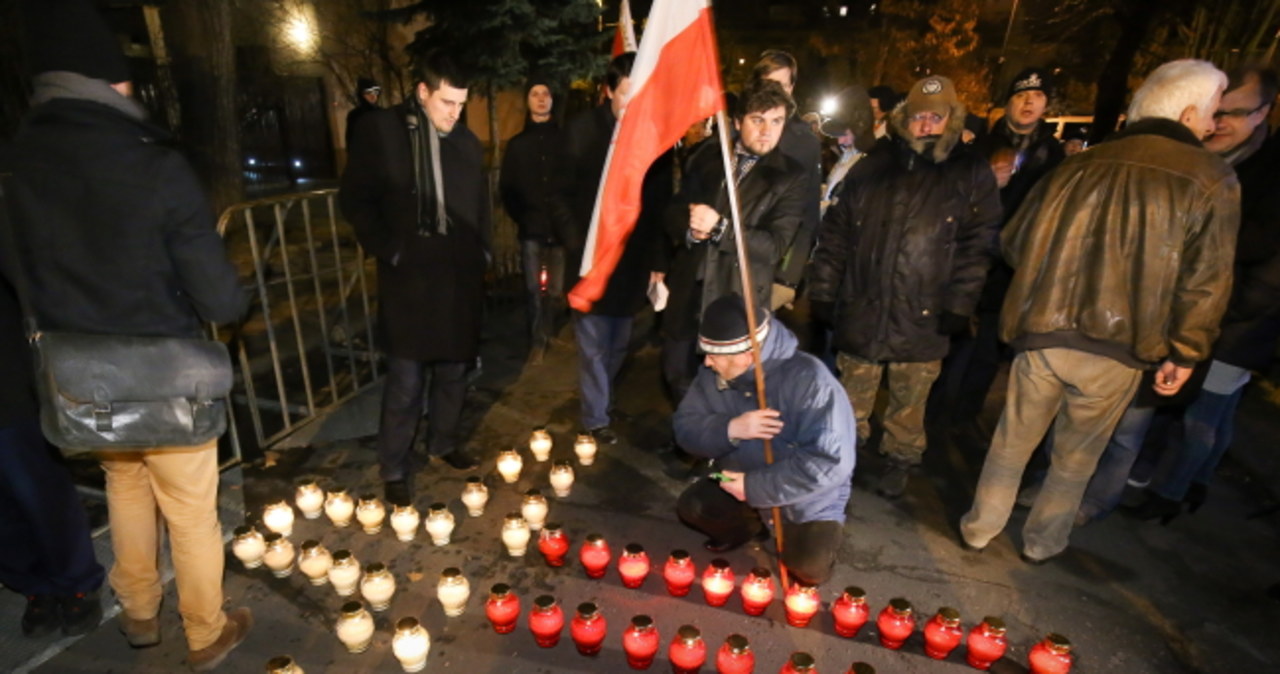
[1128,59,1227,123]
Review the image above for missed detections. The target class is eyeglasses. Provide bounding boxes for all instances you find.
[1212,102,1268,120]
[909,112,945,125]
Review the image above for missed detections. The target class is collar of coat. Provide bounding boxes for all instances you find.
[887,94,968,164]
[1108,117,1203,148]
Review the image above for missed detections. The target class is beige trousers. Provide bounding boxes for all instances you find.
[960,348,1140,560]
[98,440,227,650]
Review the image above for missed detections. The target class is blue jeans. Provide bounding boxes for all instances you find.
[574,312,632,430]
[0,418,104,595]
[1078,404,1156,520]
[1153,386,1245,501]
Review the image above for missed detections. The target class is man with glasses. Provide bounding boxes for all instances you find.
[808,75,1002,499]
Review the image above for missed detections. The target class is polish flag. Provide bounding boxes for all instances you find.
[569,0,723,312]
[611,0,638,56]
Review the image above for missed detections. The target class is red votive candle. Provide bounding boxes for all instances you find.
[832,586,870,638]
[739,567,774,616]
[538,523,569,567]
[622,614,660,669]
[780,651,817,673]
[715,633,755,674]
[529,594,564,648]
[1028,633,1073,674]
[924,607,963,659]
[784,584,821,628]
[570,601,607,656]
[669,625,707,674]
[579,533,611,579]
[876,598,916,649]
[701,558,735,607]
[485,583,520,634]
[965,616,1008,670]
[663,549,696,597]
[618,543,650,589]
[844,663,876,674]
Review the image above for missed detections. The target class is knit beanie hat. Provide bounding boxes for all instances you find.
[698,294,770,355]
[905,76,958,117]
[1006,68,1053,102]
[23,0,131,83]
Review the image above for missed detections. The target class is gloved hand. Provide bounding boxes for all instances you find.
[809,300,835,326]
[937,311,973,336]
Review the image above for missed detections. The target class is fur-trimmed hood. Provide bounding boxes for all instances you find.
[888,96,968,163]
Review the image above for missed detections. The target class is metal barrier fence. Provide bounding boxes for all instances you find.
[215,189,383,452]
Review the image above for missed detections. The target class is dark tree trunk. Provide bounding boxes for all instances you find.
[1090,0,1180,144]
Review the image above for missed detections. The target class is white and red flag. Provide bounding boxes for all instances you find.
[569,0,723,312]
[611,0,638,56]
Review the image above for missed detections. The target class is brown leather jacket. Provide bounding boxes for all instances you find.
[1000,118,1240,368]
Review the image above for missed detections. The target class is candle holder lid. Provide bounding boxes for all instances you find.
[358,493,377,502]
[263,532,283,544]
[552,459,573,468]
[982,616,1006,634]
[429,501,447,511]
[788,652,815,669]
[265,655,296,670]
[542,522,563,532]
[233,524,255,536]
[576,601,599,618]
[395,616,420,631]
[624,543,645,555]
[630,614,653,629]
[938,606,961,625]
[328,486,347,495]
[669,549,690,561]
[340,601,365,615]
[533,595,557,610]
[725,633,750,653]
[465,476,483,484]
[441,567,461,578]
[843,585,866,600]
[676,625,701,642]
[490,583,511,597]
[332,549,352,561]
[295,478,318,487]
[749,567,772,579]
[888,597,913,614]
[300,539,320,551]
[364,562,386,574]
[523,488,543,498]
[585,533,605,545]
[850,663,876,674]
[709,558,730,570]
[1045,633,1072,653]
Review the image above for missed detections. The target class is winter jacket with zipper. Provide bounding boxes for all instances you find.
[1000,118,1239,368]
[673,321,856,524]
[807,100,1003,362]
[499,117,572,245]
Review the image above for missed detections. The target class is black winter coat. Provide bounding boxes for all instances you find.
[809,114,1002,362]
[499,118,572,244]
[664,140,807,339]
[775,116,823,286]
[564,102,672,317]
[340,102,491,362]
[6,97,246,338]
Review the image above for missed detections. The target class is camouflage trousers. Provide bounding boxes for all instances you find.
[837,352,942,465]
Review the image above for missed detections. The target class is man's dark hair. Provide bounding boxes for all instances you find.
[414,50,471,91]
[1228,65,1279,111]
[606,52,636,92]
[736,78,795,120]
[753,49,798,87]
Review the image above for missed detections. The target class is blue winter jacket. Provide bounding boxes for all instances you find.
[673,321,857,523]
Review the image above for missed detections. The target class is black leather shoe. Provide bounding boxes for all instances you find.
[1123,491,1183,525]
[59,592,102,636]
[22,595,59,638]
[1019,552,1052,566]
[1185,483,1208,514]
[442,449,481,471]
[589,426,619,445]
[384,480,412,507]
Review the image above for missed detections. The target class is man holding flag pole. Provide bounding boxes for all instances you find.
[567,0,856,589]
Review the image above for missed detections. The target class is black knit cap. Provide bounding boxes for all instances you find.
[1006,67,1053,102]
[23,0,131,83]
[698,294,770,355]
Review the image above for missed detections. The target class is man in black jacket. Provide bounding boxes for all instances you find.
[345,77,381,147]
[752,51,822,310]
[340,50,491,498]
[809,75,1002,499]
[662,79,808,403]
[500,78,571,361]
[563,53,672,444]
[7,1,251,667]
[934,68,1065,436]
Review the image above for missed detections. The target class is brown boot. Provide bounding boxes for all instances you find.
[187,607,253,671]
[118,613,161,648]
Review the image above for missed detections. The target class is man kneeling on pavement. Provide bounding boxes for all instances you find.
[673,294,856,586]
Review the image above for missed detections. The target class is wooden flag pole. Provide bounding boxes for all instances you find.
[712,106,789,590]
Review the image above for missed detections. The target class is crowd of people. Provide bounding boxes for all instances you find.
[2,0,1277,666]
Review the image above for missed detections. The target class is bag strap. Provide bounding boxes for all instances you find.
[0,175,40,339]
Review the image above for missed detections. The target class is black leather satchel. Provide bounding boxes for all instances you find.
[31,331,232,452]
